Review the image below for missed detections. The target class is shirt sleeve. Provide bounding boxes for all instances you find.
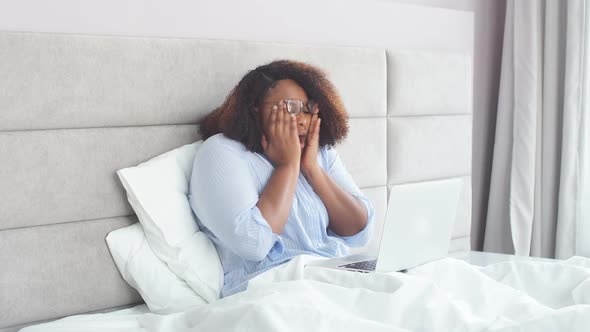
[189,136,284,262]
[322,146,375,247]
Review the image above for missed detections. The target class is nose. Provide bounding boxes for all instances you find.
[296,113,311,130]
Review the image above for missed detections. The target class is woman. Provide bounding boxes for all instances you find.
[188,60,375,297]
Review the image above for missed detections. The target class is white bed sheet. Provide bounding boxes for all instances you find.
[20,254,590,332]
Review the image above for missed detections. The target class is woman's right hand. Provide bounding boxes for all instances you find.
[261,100,301,169]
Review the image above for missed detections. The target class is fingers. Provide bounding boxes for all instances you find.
[261,134,268,151]
[269,104,278,137]
[267,100,298,146]
[307,115,314,140]
[282,100,292,131]
[277,100,296,138]
[290,110,298,135]
[315,117,321,144]
[307,114,320,144]
[262,100,301,167]
[276,101,284,137]
[267,104,275,126]
[279,100,296,138]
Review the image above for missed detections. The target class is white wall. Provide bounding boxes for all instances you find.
[394,0,507,251]
[0,0,472,52]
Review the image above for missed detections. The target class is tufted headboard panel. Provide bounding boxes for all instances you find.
[0,31,472,330]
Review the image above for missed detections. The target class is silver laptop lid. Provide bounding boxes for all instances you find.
[375,178,463,272]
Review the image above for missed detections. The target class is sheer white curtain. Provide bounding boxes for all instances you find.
[558,0,590,258]
[484,0,590,258]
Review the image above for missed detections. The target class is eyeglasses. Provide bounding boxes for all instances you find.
[262,99,317,115]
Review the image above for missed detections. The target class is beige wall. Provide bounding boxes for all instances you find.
[394,0,507,250]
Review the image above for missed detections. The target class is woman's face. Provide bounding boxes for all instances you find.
[258,79,315,149]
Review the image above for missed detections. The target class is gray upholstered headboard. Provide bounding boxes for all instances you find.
[0,31,472,330]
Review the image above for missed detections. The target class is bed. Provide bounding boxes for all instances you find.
[1,28,589,332]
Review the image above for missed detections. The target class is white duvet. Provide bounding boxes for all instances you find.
[21,256,590,332]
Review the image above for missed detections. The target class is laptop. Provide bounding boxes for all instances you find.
[306,178,463,273]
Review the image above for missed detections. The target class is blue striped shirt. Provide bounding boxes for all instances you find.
[188,133,375,297]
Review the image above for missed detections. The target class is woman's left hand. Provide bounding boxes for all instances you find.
[301,106,321,177]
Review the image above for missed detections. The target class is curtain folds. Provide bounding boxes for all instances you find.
[484,0,589,258]
[557,0,590,258]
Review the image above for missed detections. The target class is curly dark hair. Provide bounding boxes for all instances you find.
[198,59,349,153]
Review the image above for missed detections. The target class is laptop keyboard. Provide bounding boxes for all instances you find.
[339,259,377,271]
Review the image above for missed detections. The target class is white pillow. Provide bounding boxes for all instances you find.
[106,222,207,313]
[116,141,223,302]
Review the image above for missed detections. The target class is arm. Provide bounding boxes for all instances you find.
[256,164,299,234]
[300,111,374,246]
[303,166,368,236]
